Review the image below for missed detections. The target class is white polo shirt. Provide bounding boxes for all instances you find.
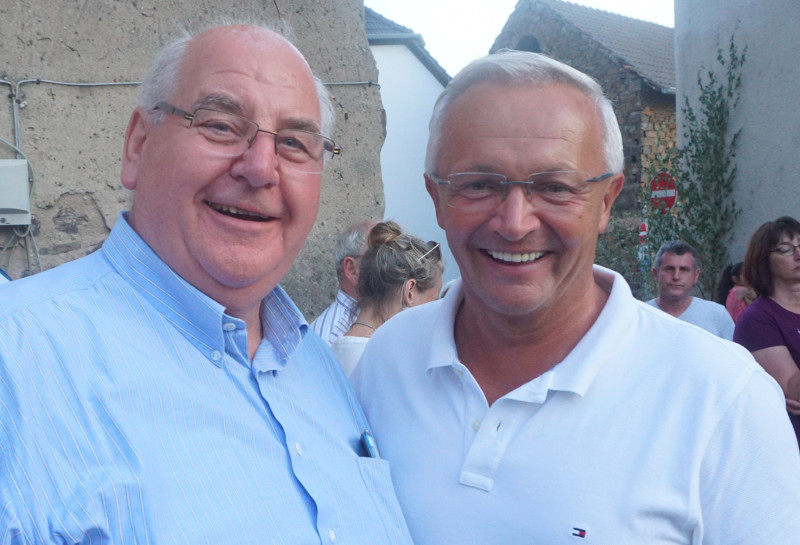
[351,266,800,545]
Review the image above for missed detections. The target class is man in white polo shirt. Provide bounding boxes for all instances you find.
[350,50,800,544]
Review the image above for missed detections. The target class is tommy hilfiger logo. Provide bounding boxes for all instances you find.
[572,527,587,538]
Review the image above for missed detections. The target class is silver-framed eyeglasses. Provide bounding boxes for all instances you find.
[430,170,615,211]
[153,101,340,174]
[773,242,800,257]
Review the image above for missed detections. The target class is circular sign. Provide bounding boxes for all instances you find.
[650,172,677,213]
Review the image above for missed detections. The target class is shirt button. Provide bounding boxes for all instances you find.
[211,350,222,361]
[472,419,482,431]
[222,323,236,332]
[295,442,303,456]
[329,530,336,542]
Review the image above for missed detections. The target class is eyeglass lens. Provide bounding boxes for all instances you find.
[440,171,592,210]
[190,108,334,170]
[775,243,800,256]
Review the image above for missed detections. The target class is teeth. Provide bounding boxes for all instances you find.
[488,250,543,263]
[208,202,266,219]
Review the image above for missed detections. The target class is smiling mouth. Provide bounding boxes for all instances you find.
[487,250,544,263]
[206,201,270,222]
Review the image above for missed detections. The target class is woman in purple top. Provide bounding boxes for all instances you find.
[734,216,800,447]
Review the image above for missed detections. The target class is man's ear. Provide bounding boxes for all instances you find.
[121,108,149,190]
[424,174,446,229]
[342,256,360,286]
[597,173,625,232]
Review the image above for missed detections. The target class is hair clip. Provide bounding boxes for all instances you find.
[418,242,440,262]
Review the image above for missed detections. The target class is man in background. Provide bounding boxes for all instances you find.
[312,219,376,345]
[351,50,800,544]
[0,22,410,544]
[647,240,734,339]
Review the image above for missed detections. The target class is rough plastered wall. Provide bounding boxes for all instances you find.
[0,0,383,319]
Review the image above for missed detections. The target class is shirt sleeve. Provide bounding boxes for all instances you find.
[699,370,800,545]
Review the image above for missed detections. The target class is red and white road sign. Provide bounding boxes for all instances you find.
[650,172,677,212]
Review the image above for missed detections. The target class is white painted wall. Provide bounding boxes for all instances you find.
[371,44,459,284]
[675,0,800,260]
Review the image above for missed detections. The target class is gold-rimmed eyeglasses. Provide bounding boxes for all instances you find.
[153,101,340,174]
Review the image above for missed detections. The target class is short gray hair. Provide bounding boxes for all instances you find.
[425,50,623,176]
[654,240,700,270]
[334,220,376,283]
[137,21,335,138]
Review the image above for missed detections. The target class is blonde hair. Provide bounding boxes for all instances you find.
[357,221,443,313]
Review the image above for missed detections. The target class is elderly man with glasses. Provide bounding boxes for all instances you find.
[350,50,800,544]
[0,22,411,543]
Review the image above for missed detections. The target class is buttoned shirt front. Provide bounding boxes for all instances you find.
[351,266,800,545]
[0,213,411,545]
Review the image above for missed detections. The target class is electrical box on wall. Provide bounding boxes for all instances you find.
[0,159,31,226]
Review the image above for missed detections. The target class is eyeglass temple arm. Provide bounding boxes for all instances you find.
[154,101,193,122]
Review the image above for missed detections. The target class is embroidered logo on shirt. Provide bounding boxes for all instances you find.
[572,527,587,538]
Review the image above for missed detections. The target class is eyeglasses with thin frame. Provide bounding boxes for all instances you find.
[153,101,340,174]
[772,242,800,257]
[430,170,615,211]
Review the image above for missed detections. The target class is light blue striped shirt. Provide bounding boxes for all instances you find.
[0,213,411,544]
[310,291,358,346]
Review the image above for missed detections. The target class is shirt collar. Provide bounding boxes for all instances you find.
[427,267,635,398]
[256,287,309,371]
[335,289,359,312]
[102,213,307,368]
[545,265,635,396]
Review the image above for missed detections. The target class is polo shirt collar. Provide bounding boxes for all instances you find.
[426,267,634,399]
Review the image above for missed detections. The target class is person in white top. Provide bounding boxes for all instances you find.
[646,240,734,339]
[331,221,443,375]
[350,50,800,545]
[310,220,376,345]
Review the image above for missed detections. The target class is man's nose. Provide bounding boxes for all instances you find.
[490,186,541,240]
[230,131,281,187]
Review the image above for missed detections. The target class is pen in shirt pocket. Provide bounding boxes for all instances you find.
[360,430,381,459]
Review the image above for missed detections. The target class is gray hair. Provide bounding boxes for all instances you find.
[424,49,623,176]
[137,21,335,138]
[334,220,376,283]
[358,222,444,313]
[654,240,700,270]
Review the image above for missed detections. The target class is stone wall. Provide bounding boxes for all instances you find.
[640,98,677,175]
[0,0,383,319]
[491,1,677,212]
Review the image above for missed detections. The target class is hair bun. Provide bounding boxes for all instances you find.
[368,221,403,248]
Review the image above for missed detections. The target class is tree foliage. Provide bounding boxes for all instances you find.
[598,33,745,300]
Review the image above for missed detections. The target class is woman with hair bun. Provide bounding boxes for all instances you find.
[331,221,444,375]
